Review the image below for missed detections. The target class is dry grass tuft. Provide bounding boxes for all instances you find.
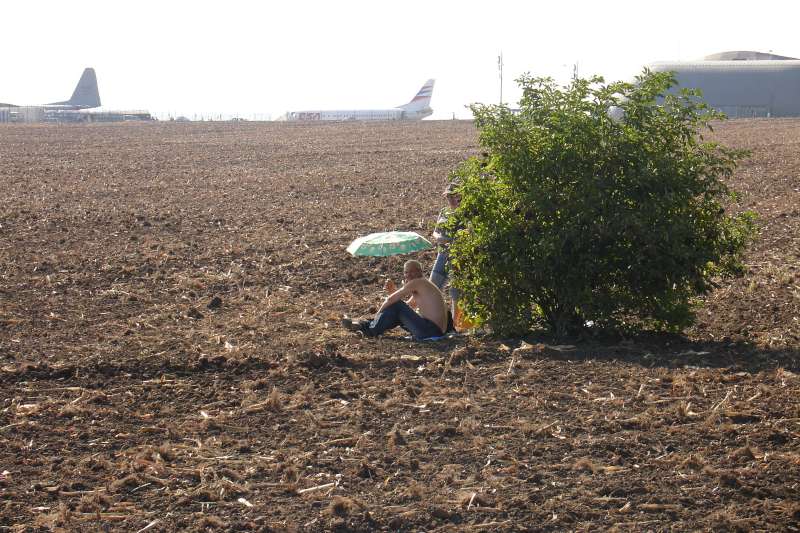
[701,465,719,478]
[57,502,72,526]
[190,486,220,502]
[200,418,222,432]
[401,481,425,501]
[293,380,314,405]
[77,492,114,513]
[679,454,705,471]
[58,404,81,418]
[93,492,112,508]
[388,424,407,447]
[327,495,365,517]
[357,460,377,480]
[730,445,757,461]
[777,501,800,521]
[458,491,494,508]
[671,373,690,396]
[429,505,453,519]
[280,464,301,484]
[109,473,141,493]
[218,467,244,482]
[573,458,598,474]
[457,416,480,436]
[157,442,175,462]
[265,386,283,411]
[675,401,693,420]
[703,412,721,428]
[88,391,109,404]
[718,470,740,487]
[197,515,227,529]
[405,385,421,398]
[245,378,270,391]
[519,420,553,436]
[380,396,401,411]
[707,509,752,532]
[448,346,475,366]
[443,397,476,412]
[77,495,98,513]
[435,464,462,485]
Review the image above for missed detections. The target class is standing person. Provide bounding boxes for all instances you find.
[430,182,461,321]
[342,260,447,340]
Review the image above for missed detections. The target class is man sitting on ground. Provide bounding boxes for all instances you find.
[342,260,447,340]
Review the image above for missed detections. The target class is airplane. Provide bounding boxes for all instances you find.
[0,68,101,110]
[278,79,435,122]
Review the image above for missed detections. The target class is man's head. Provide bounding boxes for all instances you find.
[403,260,424,282]
[444,182,461,207]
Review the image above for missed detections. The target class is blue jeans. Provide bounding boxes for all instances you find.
[362,301,444,340]
[430,250,459,303]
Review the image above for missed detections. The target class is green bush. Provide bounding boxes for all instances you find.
[446,70,756,337]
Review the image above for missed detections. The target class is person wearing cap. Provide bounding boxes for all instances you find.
[430,182,461,321]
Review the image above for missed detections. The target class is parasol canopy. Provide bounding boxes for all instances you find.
[346,231,432,257]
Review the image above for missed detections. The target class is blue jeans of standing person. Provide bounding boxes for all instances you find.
[430,250,459,304]
[361,301,443,340]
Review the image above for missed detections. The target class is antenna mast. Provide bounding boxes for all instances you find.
[498,51,504,105]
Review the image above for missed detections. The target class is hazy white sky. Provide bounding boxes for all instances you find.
[2,0,799,120]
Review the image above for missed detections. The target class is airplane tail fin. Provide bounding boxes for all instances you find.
[398,79,435,111]
[49,68,101,108]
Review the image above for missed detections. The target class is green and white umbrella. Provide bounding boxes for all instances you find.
[346,231,432,257]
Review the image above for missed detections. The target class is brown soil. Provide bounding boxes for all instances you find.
[1,120,798,532]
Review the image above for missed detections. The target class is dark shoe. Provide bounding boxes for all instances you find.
[341,316,365,332]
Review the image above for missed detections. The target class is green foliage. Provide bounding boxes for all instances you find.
[446,70,756,337]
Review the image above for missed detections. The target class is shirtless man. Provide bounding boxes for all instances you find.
[342,260,447,339]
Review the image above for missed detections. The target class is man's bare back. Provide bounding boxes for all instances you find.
[400,277,447,333]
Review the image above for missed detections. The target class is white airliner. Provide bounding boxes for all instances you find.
[277,79,435,122]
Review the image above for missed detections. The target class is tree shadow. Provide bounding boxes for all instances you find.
[510,329,800,372]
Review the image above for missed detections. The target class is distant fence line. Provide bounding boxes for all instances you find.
[0,108,273,124]
[152,112,273,122]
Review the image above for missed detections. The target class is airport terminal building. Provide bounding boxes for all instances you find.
[0,108,153,123]
[648,51,800,118]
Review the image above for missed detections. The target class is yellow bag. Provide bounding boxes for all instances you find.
[454,301,478,331]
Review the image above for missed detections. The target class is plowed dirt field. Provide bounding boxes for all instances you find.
[1,120,798,531]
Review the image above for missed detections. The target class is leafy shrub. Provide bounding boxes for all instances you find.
[446,70,756,337]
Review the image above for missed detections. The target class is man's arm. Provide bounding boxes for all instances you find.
[377,281,416,314]
[384,279,416,308]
